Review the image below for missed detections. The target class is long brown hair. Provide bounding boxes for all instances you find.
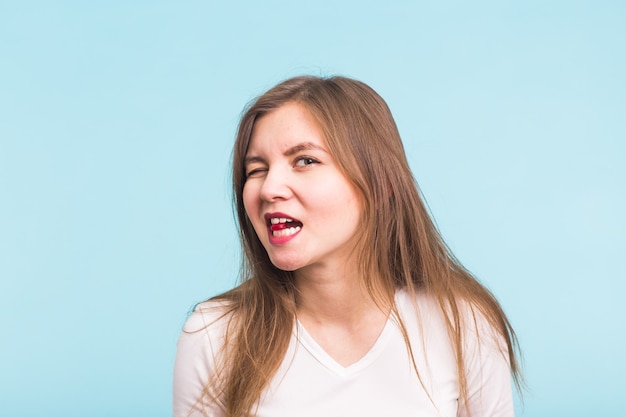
[203,76,522,416]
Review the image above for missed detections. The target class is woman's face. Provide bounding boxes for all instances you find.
[242,102,362,275]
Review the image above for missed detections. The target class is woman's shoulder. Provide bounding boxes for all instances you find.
[182,298,234,335]
[396,287,492,316]
[174,299,234,417]
[174,298,235,381]
[394,288,503,342]
[394,288,514,415]
[394,287,442,316]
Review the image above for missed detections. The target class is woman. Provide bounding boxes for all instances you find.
[173,76,522,417]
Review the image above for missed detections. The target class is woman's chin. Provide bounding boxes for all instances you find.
[270,262,300,272]
[269,255,304,272]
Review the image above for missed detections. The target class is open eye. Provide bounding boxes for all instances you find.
[294,156,319,168]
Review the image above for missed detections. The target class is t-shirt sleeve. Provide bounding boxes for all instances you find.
[172,304,226,417]
[457,310,515,417]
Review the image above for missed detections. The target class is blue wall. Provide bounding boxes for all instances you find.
[1,1,624,416]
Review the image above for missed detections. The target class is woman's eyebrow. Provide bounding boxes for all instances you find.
[284,141,327,156]
[244,155,266,166]
[244,142,327,165]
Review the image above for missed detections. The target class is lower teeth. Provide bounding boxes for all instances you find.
[273,226,301,237]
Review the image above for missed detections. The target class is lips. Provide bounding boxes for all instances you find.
[264,212,303,243]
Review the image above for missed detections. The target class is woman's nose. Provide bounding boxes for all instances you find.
[259,168,292,202]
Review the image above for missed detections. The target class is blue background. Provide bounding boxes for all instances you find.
[1,1,624,416]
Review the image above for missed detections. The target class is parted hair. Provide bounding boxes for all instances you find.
[199,75,521,417]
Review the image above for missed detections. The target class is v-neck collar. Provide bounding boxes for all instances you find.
[294,316,394,378]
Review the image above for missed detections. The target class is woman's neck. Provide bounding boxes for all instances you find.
[293,264,385,327]
[293,265,391,367]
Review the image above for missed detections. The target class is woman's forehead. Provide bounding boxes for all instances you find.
[246,103,328,155]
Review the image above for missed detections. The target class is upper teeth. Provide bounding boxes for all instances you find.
[271,218,293,224]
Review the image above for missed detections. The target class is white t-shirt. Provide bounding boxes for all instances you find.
[173,290,514,417]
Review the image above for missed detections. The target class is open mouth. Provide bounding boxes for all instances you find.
[266,216,303,238]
